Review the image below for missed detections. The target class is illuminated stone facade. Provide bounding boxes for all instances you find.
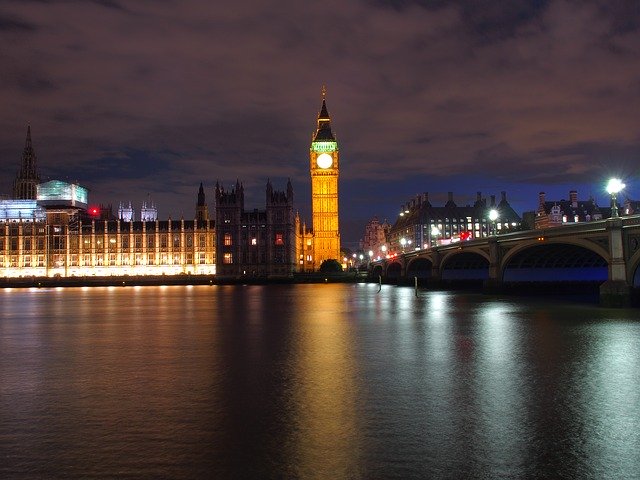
[0,214,216,278]
[1,175,216,277]
[360,216,391,259]
[309,89,340,269]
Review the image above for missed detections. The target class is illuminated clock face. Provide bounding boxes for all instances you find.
[316,153,333,169]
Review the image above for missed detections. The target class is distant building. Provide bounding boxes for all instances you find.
[215,180,296,277]
[388,191,521,254]
[117,198,158,222]
[622,198,640,216]
[140,199,157,221]
[535,191,605,228]
[118,202,134,222]
[359,216,390,259]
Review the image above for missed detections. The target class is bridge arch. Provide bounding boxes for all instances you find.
[440,250,490,281]
[372,264,383,279]
[501,240,608,283]
[386,261,403,279]
[406,257,432,279]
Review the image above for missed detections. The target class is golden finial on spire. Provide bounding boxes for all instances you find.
[321,85,327,99]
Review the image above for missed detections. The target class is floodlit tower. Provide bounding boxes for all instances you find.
[310,87,340,269]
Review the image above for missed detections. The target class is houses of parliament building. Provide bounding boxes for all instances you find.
[0,92,342,278]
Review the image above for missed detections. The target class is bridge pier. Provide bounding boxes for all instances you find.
[600,280,631,307]
[483,238,503,294]
[600,218,631,307]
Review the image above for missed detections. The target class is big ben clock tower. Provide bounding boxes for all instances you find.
[310,87,340,269]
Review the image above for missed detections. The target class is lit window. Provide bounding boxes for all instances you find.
[251,238,257,246]
[275,233,284,245]
[224,233,232,246]
[223,253,233,264]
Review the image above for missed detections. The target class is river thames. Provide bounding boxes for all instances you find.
[1,284,639,479]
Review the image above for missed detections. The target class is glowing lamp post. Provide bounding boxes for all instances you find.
[430,225,440,248]
[606,178,625,218]
[489,209,499,236]
[400,237,407,252]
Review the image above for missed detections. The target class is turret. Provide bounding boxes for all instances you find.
[196,182,209,221]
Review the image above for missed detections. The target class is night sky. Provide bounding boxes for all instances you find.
[1,0,639,249]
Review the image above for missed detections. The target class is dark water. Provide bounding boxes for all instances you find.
[1,284,639,479]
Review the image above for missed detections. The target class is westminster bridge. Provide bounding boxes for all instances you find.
[370,216,640,306]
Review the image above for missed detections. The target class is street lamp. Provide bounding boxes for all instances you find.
[381,244,387,258]
[606,178,625,218]
[489,209,498,236]
[430,225,440,247]
[400,237,407,252]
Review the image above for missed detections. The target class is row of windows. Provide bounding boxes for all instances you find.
[221,251,288,265]
[223,233,285,246]
[0,234,210,251]
[0,252,210,268]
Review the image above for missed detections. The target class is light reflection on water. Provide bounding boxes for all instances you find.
[0,284,639,479]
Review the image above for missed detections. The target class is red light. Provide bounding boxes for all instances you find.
[88,206,100,217]
[460,231,472,241]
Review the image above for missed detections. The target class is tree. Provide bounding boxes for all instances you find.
[319,259,343,273]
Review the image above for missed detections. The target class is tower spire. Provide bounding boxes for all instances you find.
[25,124,32,149]
[314,87,334,141]
[13,124,40,199]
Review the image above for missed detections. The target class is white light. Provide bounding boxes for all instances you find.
[400,238,407,246]
[431,226,440,236]
[606,178,625,195]
[489,209,499,221]
[368,250,373,257]
[381,245,387,252]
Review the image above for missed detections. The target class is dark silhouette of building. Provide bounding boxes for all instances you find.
[13,125,40,199]
[196,183,209,221]
[215,179,296,277]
